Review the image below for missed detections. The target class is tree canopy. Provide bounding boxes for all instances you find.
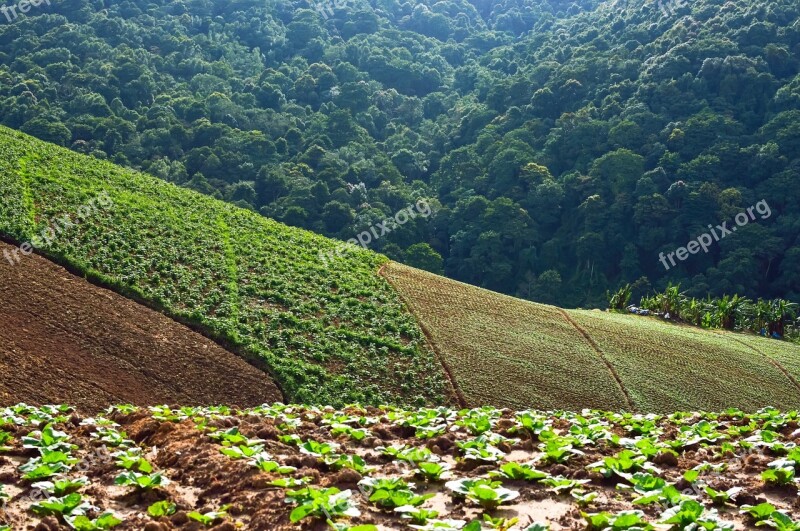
[1,0,798,306]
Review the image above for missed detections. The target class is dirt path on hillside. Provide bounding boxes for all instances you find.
[0,242,282,411]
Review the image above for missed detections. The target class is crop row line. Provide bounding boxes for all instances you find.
[719,333,800,396]
[557,309,635,411]
[379,261,468,409]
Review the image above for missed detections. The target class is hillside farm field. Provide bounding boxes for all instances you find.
[566,311,800,413]
[2,403,800,530]
[0,241,282,411]
[381,263,631,411]
[0,126,450,407]
[383,263,800,412]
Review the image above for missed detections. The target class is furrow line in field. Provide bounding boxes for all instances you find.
[557,309,636,411]
[379,261,468,409]
[719,332,800,396]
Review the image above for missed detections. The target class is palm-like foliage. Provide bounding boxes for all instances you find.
[607,284,632,311]
[638,290,799,341]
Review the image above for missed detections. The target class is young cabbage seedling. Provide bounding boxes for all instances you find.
[147,500,177,517]
[32,477,88,496]
[251,454,297,474]
[395,506,440,525]
[762,464,796,486]
[414,461,451,482]
[65,512,122,531]
[660,500,734,530]
[704,485,742,506]
[269,477,311,488]
[446,479,519,510]
[114,471,167,490]
[31,492,95,519]
[187,505,231,527]
[489,462,548,482]
[483,514,519,531]
[285,487,360,523]
[740,502,777,524]
[583,510,654,531]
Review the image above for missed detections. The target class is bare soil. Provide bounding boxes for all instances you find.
[1,405,797,530]
[0,242,282,411]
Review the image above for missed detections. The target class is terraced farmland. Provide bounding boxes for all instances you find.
[384,263,800,412]
[0,126,449,407]
[2,124,800,414]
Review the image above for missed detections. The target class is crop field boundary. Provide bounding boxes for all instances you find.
[379,262,468,408]
[0,232,289,403]
[556,309,635,411]
[717,331,800,395]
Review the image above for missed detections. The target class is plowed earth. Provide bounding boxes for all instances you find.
[2,404,799,530]
[0,242,282,410]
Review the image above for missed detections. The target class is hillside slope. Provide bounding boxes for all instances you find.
[383,262,800,412]
[0,125,450,407]
[0,241,281,410]
[1,125,799,412]
[1,0,799,306]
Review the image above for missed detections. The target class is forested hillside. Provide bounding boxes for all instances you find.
[1,0,798,306]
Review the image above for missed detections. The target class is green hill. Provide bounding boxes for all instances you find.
[0,125,451,407]
[1,125,799,411]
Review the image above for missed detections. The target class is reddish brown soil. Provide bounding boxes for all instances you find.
[2,405,797,530]
[0,242,282,411]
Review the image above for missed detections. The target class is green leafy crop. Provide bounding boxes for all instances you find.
[114,471,167,490]
[285,487,360,523]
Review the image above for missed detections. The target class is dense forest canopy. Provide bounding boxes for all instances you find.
[1,0,798,307]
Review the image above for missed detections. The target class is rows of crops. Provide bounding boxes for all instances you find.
[567,310,800,412]
[381,263,631,411]
[0,126,448,406]
[383,262,800,413]
[3,403,800,529]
